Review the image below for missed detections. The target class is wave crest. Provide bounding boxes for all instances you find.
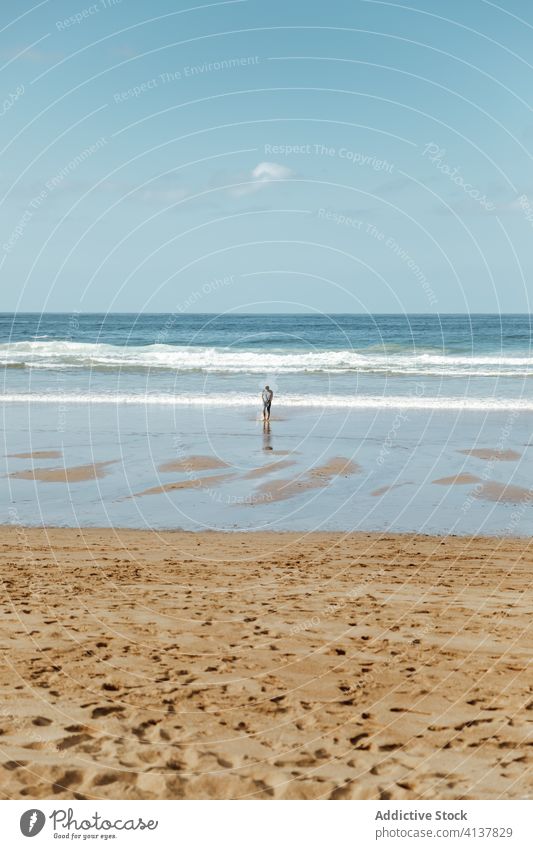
[1,340,532,376]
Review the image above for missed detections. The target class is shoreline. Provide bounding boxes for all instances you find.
[3,524,532,540]
[1,527,531,800]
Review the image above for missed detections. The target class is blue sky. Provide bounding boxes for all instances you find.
[1,0,533,313]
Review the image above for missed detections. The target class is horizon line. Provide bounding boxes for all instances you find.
[2,311,533,317]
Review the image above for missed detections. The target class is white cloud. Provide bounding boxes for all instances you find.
[231,161,294,197]
[251,161,293,181]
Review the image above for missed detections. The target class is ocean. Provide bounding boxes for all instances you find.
[1,313,532,534]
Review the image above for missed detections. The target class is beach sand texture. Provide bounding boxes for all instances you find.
[0,528,531,800]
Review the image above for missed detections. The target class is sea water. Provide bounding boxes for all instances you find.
[1,313,532,533]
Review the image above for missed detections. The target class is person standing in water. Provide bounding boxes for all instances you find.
[262,385,273,421]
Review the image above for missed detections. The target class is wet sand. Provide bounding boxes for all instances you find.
[158,456,230,473]
[132,472,235,499]
[433,475,533,504]
[474,481,533,503]
[459,449,522,461]
[256,457,361,504]
[7,451,63,461]
[7,461,117,483]
[434,474,482,486]
[243,459,296,479]
[132,455,358,502]
[0,527,531,800]
[371,482,413,497]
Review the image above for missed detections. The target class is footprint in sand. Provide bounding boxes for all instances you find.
[91,706,125,719]
[92,773,120,787]
[57,733,92,751]
[51,770,84,794]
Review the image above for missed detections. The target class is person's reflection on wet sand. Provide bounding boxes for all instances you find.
[263,419,273,450]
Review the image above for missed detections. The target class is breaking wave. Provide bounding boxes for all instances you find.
[1,341,532,376]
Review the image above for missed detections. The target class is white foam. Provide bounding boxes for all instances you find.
[2,392,533,411]
[1,341,532,375]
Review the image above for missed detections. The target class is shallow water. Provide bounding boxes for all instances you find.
[2,402,532,535]
[1,313,532,534]
[1,313,533,409]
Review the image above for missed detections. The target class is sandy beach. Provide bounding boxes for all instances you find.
[2,0,533,830]
[0,527,531,800]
